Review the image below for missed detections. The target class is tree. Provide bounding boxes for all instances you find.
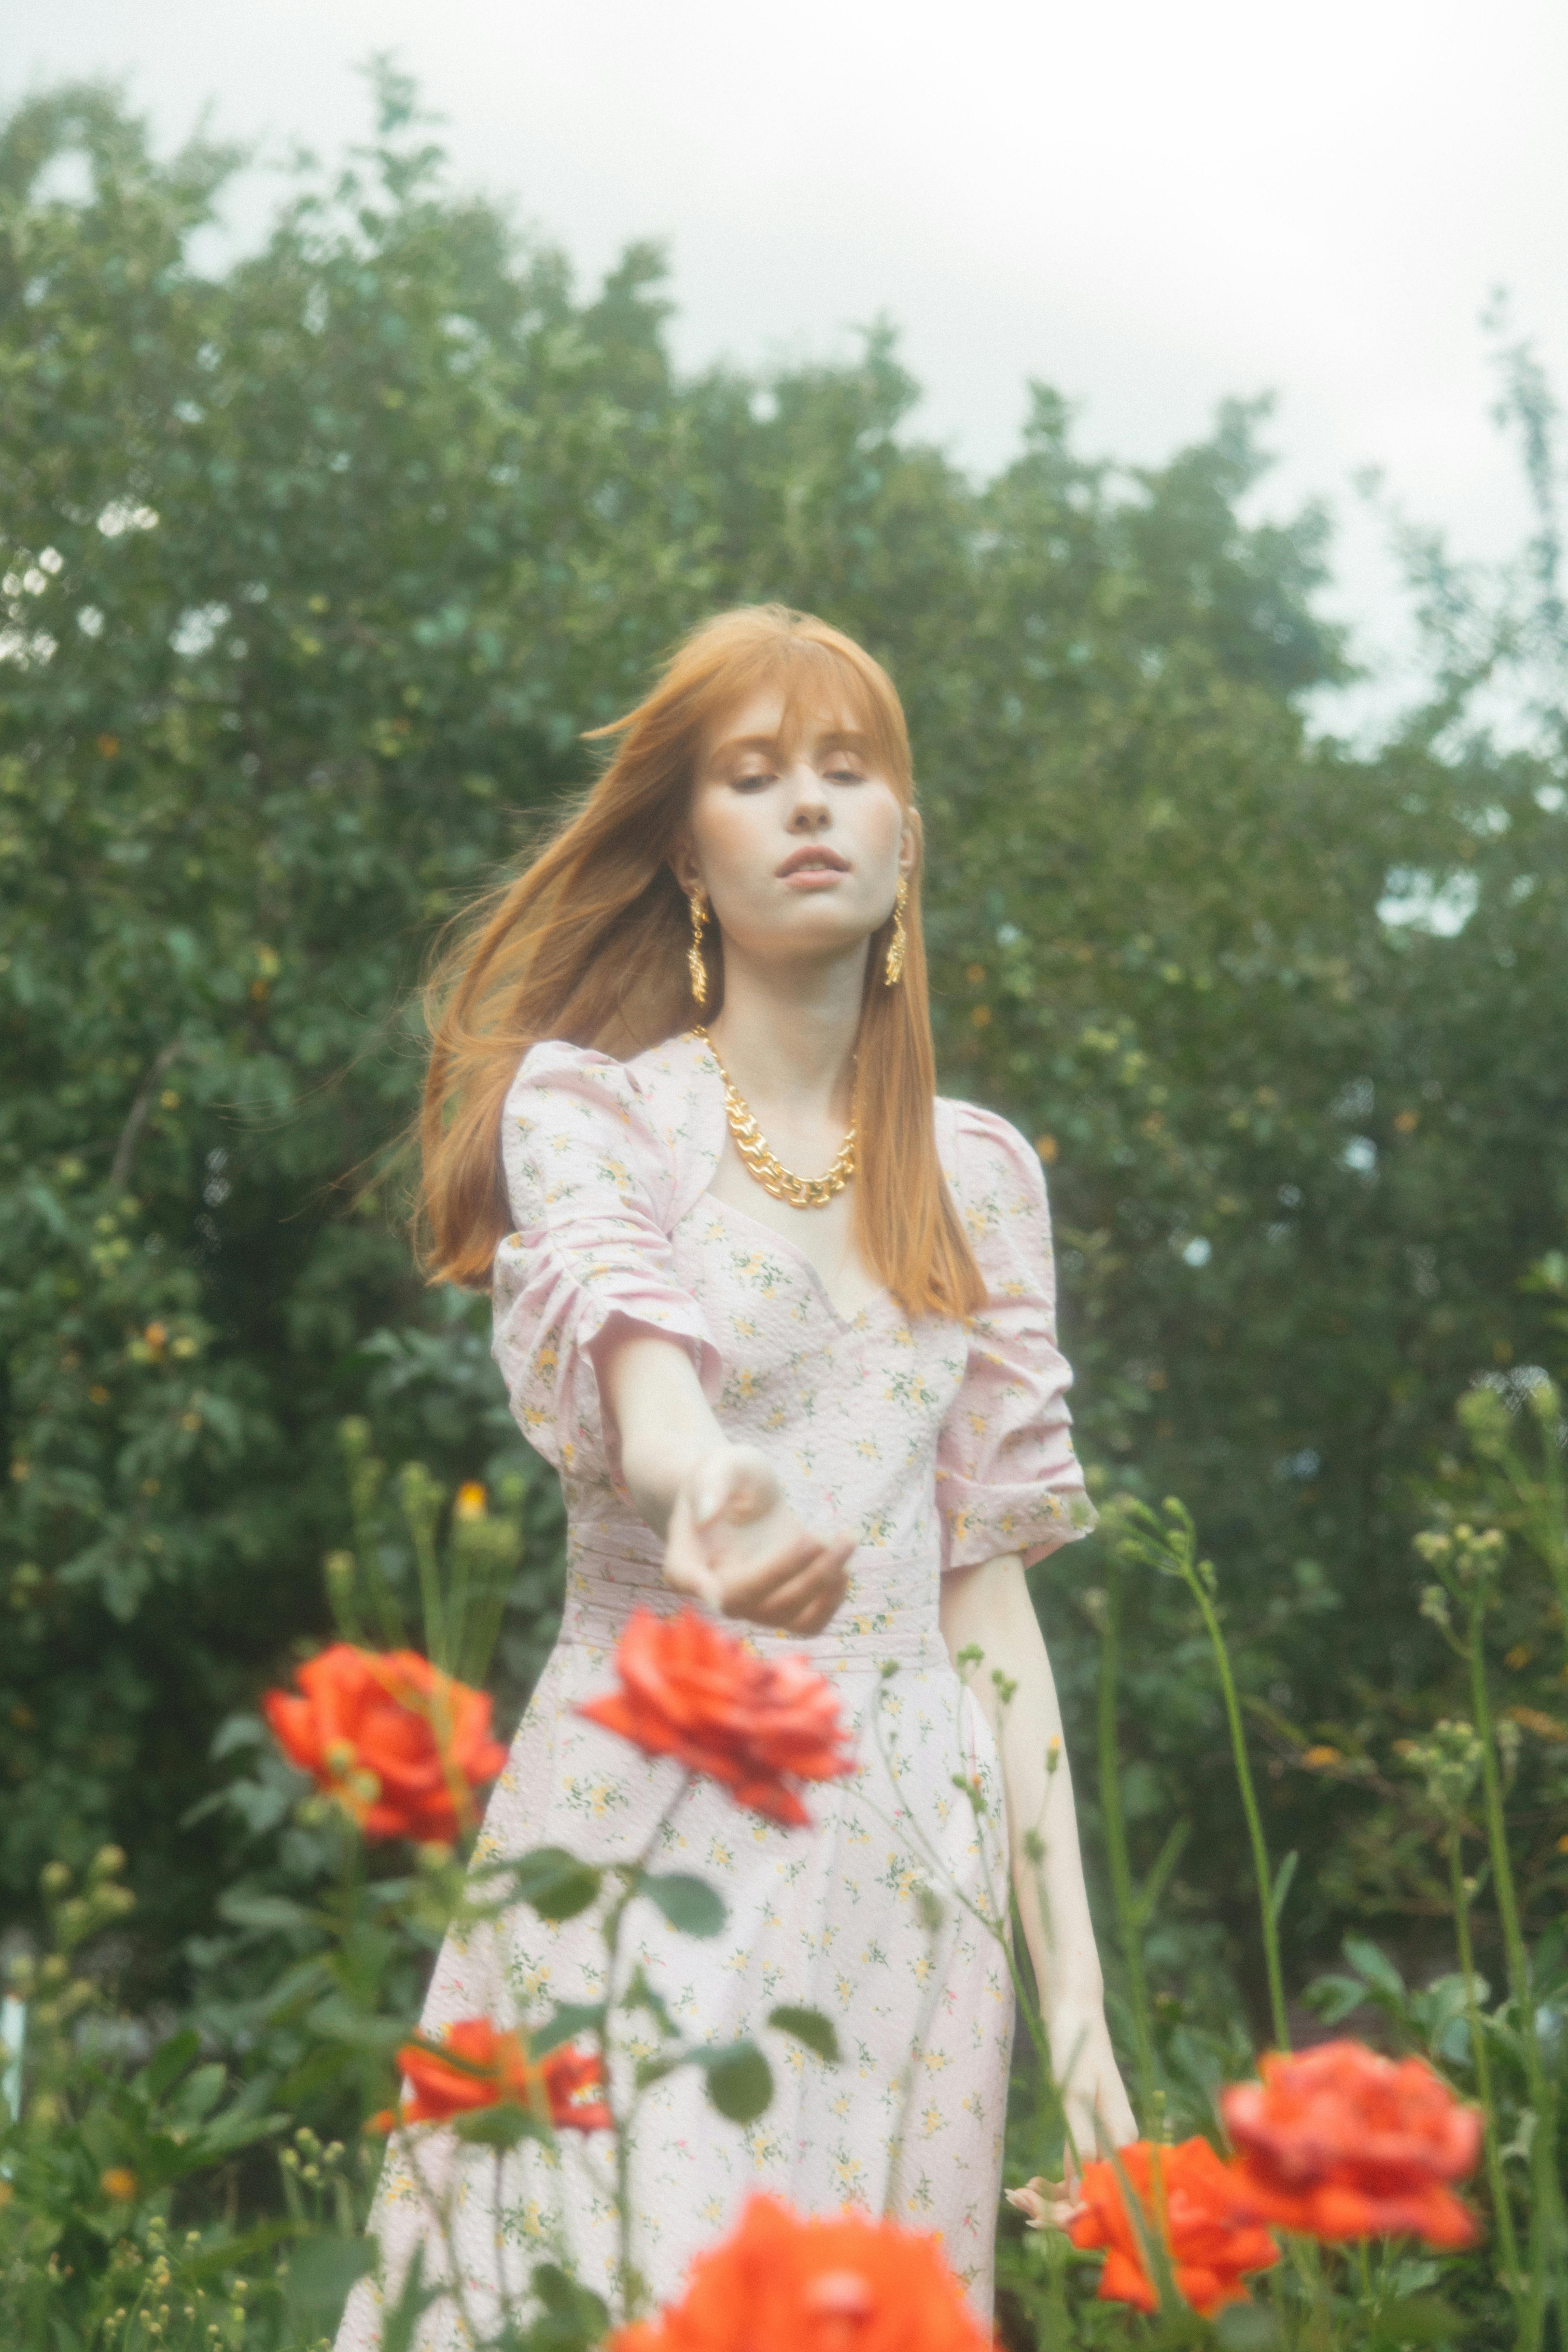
[3,72,1564,2012]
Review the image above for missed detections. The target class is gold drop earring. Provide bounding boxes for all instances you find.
[687,888,709,1009]
[883,876,908,986]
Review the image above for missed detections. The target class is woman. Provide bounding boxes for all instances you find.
[345,606,1133,2345]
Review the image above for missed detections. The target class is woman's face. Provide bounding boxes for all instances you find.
[676,686,916,971]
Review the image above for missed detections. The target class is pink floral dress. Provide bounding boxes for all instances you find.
[341,1031,1093,2347]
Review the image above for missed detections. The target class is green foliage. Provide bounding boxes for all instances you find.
[1,52,1566,2235]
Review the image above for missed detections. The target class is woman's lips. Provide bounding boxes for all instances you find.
[777,849,849,888]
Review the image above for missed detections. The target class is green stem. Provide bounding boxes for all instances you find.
[1184,1572,1290,2051]
[1467,1595,1561,2351]
[1097,1561,1157,2122]
[1447,1823,1521,2297]
[867,1680,1073,2169]
[598,1781,689,2322]
[410,1511,446,1671]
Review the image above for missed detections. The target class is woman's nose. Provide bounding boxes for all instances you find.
[784,764,831,830]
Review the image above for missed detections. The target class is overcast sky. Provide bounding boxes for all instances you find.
[12,0,1567,728]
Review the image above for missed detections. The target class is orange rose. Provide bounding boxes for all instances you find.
[610,2192,988,2352]
[1220,2040,1481,2247]
[263,1643,506,1844]
[396,2018,611,2134]
[577,1610,854,1828]
[1068,2138,1281,2318]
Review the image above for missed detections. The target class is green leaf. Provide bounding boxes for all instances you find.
[622,1964,677,2035]
[508,1847,603,1923]
[531,2260,610,2337]
[695,2040,773,2123]
[382,2245,438,2352]
[303,1996,408,2054]
[1133,1818,1191,1927]
[767,2005,840,2064]
[217,1889,320,1933]
[1268,1848,1299,1926]
[1302,1971,1369,2026]
[1214,2306,1281,2350]
[640,1871,727,1938]
[530,2001,606,2058]
[140,2028,199,2099]
[1372,2295,1462,2345]
[1343,1935,1406,2000]
[182,2109,293,2165]
[175,2061,227,2122]
[453,2104,551,2149]
[286,2233,376,2317]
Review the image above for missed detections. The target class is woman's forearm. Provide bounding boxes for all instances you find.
[938,1553,1106,2017]
[597,1327,724,1536]
[598,1328,853,1636]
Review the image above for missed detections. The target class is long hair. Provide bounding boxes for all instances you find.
[416,604,984,1318]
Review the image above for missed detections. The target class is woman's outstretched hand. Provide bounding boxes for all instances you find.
[1005,2003,1139,2232]
[664,1441,851,1636]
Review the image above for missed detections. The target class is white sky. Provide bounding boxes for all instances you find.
[11,0,1568,729]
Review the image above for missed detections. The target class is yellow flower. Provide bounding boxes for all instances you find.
[100,2168,139,2202]
[453,1482,488,1521]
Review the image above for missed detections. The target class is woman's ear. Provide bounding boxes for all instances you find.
[668,836,702,896]
[897,808,923,877]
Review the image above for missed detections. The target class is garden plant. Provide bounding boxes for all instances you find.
[1,62,1566,2352]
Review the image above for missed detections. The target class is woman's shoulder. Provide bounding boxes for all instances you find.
[502,1032,720,1221]
[935,1093,1048,1206]
[504,1031,706,1120]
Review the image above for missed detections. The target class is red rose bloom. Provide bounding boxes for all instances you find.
[399,2018,532,2121]
[1068,2138,1281,2318]
[540,2043,615,2134]
[263,1643,507,1844]
[577,1609,855,1827]
[395,2018,610,2134]
[1220,2040,1482,2248]
[610,2193,989,2352]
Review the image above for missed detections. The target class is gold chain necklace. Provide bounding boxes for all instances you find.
[690,1027,856,1210]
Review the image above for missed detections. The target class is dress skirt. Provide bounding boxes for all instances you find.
[336,1611,1013,2348]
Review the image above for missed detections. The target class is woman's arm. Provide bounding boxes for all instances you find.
[939,1553,1136,2180]
[600,1329,851,1635]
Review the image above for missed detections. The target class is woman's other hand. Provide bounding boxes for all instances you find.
[665,1441,850,1636]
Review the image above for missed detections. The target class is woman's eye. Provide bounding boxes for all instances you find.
[733,770,772,791]
[827,766,865,785]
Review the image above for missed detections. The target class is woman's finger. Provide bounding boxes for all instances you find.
[662,1500,722,1607]
[716,1531,822,1618]
[737,1542,851,1633]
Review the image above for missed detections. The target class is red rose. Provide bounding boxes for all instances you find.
[1068,2138,1281,2318]
[1220,2040,1482,2247]
[263,1643,507,1844]
[540,2043,615,2134]
[577,1610,855,1828]
[609,2193,989,2352]
[395,2018,611,2134]
[399,2018,533,2121]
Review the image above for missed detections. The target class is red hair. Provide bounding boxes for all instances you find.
[416,605,983,1318]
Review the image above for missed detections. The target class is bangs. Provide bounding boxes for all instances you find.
[589,606,914,801]
[738,636,910,797]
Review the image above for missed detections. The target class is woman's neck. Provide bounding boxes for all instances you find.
[704,945,865,1126]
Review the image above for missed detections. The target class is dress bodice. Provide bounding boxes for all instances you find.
[491,1031,1094,1669]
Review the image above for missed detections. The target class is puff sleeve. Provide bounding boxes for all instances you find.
[490,1042,722,1485]
[935,1104,1096,1572]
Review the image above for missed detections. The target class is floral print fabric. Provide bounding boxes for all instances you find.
[339,1033,1093,2347]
